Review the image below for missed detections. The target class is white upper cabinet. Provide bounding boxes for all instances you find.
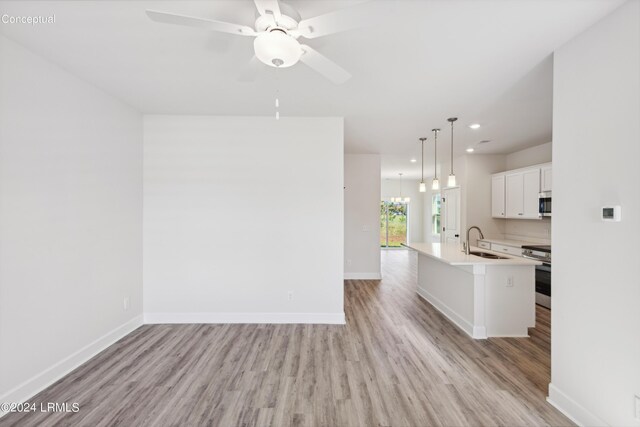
[541,166,552,192]
[493,165,546,220]
[505,172,524,218]
[505,168,540,219]
[521,168,541,218]
[491,174,506,218]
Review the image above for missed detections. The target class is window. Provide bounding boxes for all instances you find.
[431,194,441,236]
[380,201,408,248]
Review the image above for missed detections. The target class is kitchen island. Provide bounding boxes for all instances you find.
[404,242,541,339]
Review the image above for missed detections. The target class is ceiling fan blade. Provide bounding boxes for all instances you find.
[237,56,263,82]
[297,0,389,39]
[145,10,256,36]
[253,0,282,22]
[299,45,351,85]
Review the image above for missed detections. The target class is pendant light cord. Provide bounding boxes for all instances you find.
[447,117,458,175]
[419,137,426,183]
[433,129,438,180]
[450,120,454,174]
[421,140,424,182]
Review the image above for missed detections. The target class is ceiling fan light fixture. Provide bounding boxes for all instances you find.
[254,30,302,68]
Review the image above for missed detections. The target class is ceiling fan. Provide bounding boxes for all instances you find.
[146,0,388,84]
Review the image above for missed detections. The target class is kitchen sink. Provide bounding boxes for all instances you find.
[469,251,509,260]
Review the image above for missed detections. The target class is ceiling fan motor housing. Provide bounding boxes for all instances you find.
[254,28,302,68]
[254,2,301,33]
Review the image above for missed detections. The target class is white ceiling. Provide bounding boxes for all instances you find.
[0,0,624,169]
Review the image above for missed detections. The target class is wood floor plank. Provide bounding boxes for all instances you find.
[0,250,572,426]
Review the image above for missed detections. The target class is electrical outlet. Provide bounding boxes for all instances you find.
[507,277,514,287]
[635,394,640,421]
[287,291,293,301]
[123,297,130,311]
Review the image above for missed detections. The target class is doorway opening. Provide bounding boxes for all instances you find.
[380,201,408,248]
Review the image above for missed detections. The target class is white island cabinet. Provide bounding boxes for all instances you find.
[405,242,540,339]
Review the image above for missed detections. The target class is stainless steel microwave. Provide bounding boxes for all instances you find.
[539,191,551,217]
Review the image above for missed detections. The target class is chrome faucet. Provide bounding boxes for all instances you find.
[465,226,485,255]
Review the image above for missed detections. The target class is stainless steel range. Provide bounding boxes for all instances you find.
[522,245,551,309]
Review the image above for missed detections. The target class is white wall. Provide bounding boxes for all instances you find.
[143,116,344,323]
[550,2,640,426]
[381,178,423,244]
[461,155,507,243]
[503,218,551,242]
[0,35,143,404]
[505,141,552,170]
[344,155,381,279]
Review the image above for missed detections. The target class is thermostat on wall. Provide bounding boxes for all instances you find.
[602,205,621,222]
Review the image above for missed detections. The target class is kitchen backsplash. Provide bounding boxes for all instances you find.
[504,218,551,243]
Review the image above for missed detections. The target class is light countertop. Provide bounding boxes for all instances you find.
[478,237,549,248]
[403,242,541,266]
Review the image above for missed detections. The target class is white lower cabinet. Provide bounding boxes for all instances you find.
[491,243,525,257]
[478,241,491,250]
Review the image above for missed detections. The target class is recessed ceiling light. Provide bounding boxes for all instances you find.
[410,158,417,163]
[469,123,481,129]
[466,148,475,153]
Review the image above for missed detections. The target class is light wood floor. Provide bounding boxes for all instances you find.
[2,250,571,426]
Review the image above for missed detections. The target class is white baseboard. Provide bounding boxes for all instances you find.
[473,325,489,338]
[547,383,607,426]
[416,287,481,339]
[0,315,143,418]
[344,272,382,280]
[144,312,346,325]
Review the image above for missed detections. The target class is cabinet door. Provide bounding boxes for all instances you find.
[491,175,506,218]
[522,169,541,218]
[505,173,524,218]
[541,167,552,192]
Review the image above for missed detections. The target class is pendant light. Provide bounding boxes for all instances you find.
[447,117,458,187]
[393,173,410,203]
[431,128,440,190]
[419,137,427,192]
